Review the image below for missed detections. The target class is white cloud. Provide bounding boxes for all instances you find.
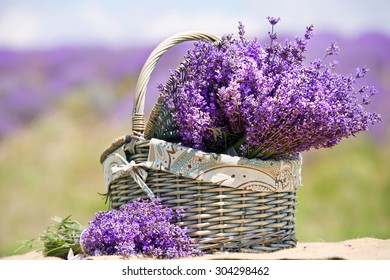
[0,4,43,48]
[138,11,263,46]
[0,0,389,48]
[78,3,123,43]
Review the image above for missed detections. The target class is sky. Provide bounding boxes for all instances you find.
[0,0,390,49]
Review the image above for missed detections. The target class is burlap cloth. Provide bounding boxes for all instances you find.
[3,238,389,260]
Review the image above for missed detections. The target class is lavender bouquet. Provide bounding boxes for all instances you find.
[158,17,381,159]
[80,198,199,259]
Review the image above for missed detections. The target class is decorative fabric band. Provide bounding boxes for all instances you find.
[146,138,302,192]
[102,138,302,197]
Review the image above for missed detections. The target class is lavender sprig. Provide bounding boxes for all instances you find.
[159,18,381,159]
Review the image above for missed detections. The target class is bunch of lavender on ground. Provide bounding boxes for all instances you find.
[80,198,200,259]
[15,215,84,259]
[158,18,381,159]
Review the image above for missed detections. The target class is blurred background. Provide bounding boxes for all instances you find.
[0,0,389,257]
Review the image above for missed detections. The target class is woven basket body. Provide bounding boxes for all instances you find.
[101,32,302,253]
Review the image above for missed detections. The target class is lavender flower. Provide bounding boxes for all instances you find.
[326,41,340,56]
[80,198,199,259]
[159,18,381,159]
[267,16,280,41]
[305,24,314,40]
[267,16,280,25]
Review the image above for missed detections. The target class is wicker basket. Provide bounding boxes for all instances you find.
[100,32,302,253]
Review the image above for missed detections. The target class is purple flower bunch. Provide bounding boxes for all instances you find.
[158,18,381,159]
[80,198,199,259]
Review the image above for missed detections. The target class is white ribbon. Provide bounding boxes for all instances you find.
[102,149,155,199]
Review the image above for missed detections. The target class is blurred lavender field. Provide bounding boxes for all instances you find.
[1,32,389,257]
[0,46,151,137]
[1,32,389,140]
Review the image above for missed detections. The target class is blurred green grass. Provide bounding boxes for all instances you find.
[0,95,126,257]
[297,129,390,242]
[0,95,389,257]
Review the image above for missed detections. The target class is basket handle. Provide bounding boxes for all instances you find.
[132,31,221,136]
